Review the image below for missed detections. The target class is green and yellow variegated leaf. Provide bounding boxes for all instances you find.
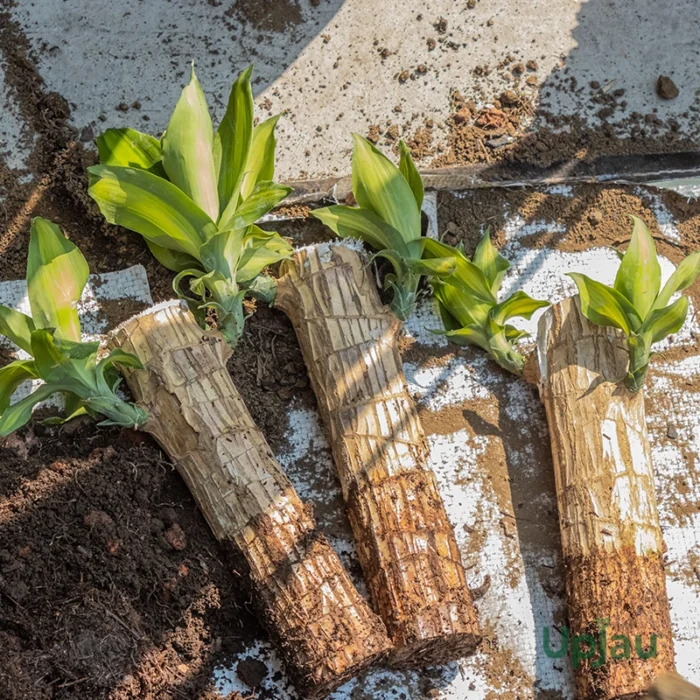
[405,256,456,277]
[218,181,291,232]
[0,359,37,413]
[214,65,253,217]
[398,140,424,210]
[199,228,246,279]
[489,290,549,325]
[88,165,216,257]
[312,205,408,254]
[614,216,661,319]
[0,305,35,354]
[240,114,280,201]
[27,217,89,342]
[351,134,420,243]
[423,238,495,304]
[441,324,491,353]
[641,296,689,343]
[237,226,292,284]
[473,229,510,293]
[96,127,164,174]
[569,273,642,336]
[162,66,219,220]
[654,251,700,310]
[146,241,202,273]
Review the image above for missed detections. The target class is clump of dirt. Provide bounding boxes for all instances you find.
[432,85,697,171]
[225,0,302,33]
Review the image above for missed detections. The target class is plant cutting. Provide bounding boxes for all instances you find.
[421,231,549,375]
[532,215,700,699]
[90,70,392,696]
[276,138,481,665]
[88,65,293,346]
[569,216,700,392]
[0,217,147,435]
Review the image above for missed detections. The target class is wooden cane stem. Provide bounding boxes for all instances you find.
[108,301,391,698]
[536,297,675,699]
[275,243,480,667]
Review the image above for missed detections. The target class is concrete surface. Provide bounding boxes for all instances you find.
[6,0,700,180]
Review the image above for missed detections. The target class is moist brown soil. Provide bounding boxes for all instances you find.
[0,424,251,700]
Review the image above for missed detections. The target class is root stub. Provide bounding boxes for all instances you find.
[109,301,392,698]
[275,243,481,666]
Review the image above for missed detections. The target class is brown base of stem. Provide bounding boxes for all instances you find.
[347,468,481,668]
[565,546,674,700]
[231,489,392,699]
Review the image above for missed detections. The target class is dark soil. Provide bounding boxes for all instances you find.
[0,425,251,700]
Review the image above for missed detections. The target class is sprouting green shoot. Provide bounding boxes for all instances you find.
[0,217,147,436]
[312,135,425,320]
[569,216,700,392]
[88,65,293,346]
[422,229,550,375]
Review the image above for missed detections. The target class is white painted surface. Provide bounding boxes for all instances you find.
[9,0,700,180]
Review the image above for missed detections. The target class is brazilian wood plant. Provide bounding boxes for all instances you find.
[77,68,395,696]
[534,216,699,698]
[0,217,147,435]
[276,136,482,664]
[2,60,700,700]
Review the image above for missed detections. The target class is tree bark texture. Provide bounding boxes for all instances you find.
[275,242,480,667]
[536,297,675,699]
[108,301,391,698]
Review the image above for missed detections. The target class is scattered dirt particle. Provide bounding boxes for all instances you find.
[398,70,410,83]
[656,75,679,100]
[499,90,519,107]
[163,523,187,551]
[237,656,268,689]
[435,17,448,34]
[427,37,436,51]
[467,0,477,8]
[526,59,538,71]
[588,208,603,226]
[511,63,525,75]
[83,510,115,529]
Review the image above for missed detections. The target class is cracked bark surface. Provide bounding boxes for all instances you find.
[275,243,480,667]
[108,301,391,698]
[536,297,675,700]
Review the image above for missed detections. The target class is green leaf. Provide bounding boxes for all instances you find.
[505,324,530,342]
[240,114,280,201]
[441,324,491,353]
[654,251,700,310]
[0,359,37,413]
[30,328,69,377]
[146,241,202,273]
[351,134,421,243]
[614,216,661,319]
[88,164,216,258]
[398,140,424,210]
[237,226,292,284]
[0,383,66,437]
[370,249,408,279]
[214,65,253,217]
[489,290,549,325]
[199,228,246,279]
[312,205,409,254]
[27,217,89,342]
[218,181,291,232]
[568,273,642,335]
[404,256,456,277]
[641,296,689,343]
[0,305,35,354]
[473,229,510,293]
[432,280,480,328]
[162,65,219,220]
[423,238,495,304]
[96,127,164,174]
